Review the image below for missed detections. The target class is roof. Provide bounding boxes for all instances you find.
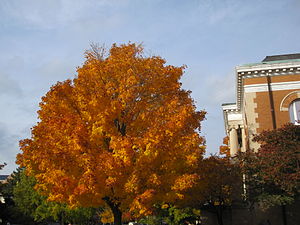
[262,53,300,62]
[240,53,300,67]
[221,103,236,106]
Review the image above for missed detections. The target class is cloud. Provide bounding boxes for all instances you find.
[182,69,235,111]
[1,0,61,29]
[0,122,19,174]
[205,1,239,25]
[187,0,288,27]
[38,58,76,81]
[0,0,128,30]
[206,72,236,104]
[0,72,23,97]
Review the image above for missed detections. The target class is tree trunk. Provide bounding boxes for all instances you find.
[60,212,65,225]
[216,206,224,225]
[281,205,287,225]
[103,197,122,225]
[111,206,122,225]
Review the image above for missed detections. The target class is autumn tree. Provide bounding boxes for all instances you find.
[17,43,206,225]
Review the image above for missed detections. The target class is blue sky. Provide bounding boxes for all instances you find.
[0,0,300,174]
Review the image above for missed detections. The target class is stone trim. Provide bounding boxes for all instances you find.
[244,81,300,93]
[280,91,300,111]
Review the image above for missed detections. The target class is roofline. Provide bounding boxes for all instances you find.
[222,103,237,111]
[237,60,300,72]
[262,53,300,62]
[221,103,236,106]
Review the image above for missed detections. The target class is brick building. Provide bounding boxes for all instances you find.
[222,53,300,156]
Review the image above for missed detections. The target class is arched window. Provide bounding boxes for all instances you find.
[289,99,300,125]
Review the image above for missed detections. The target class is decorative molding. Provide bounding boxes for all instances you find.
[244,81,300,93]
[236,61,300,74]
[280,91,300,111]
[222,104,241,134]
[222,103,238,111]
[236,61,300,111]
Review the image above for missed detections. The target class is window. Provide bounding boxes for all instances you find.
[289,99,300,125]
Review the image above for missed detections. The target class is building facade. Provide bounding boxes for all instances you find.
[222,53,300,156]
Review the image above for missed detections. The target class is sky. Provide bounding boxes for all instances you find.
[0,0,300,174]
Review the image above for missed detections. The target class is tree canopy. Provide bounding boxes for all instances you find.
[17,43,206,224]
[239,123,300,209]
[179,155,241,225]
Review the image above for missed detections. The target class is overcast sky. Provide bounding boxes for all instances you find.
[1,0,300,174]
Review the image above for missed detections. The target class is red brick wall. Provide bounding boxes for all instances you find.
[243,74,300,133]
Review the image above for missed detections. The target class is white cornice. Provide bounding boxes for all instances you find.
[236,60,300,73]
[222,103,242,134]
[236,61,300,111]
[222,103,238,111]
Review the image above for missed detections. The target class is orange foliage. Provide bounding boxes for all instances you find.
[219,136,230,157]
[17,43,205,219]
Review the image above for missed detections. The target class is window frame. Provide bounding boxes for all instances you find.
[289,99,300,125]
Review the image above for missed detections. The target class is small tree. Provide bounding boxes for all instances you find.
[240,123,300,207]
[0,168,38,225]
[239,123,300,225]
[17,43,206,225]
[139,204,200,225]
[13,168,97,225]
[178,156,241,225]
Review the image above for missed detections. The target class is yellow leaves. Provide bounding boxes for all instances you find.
[106,176,117,187]
[126,73,138,87]
[47,193,65,202]
[138,189,155,203]
[125,174,138,193]
[172,174,199,192]
[148,173,161,186]
[165,130,173,137]
[144,143,153,156]
[130,189,155,216]
[176,193,185,200]
[100,208,114,224]
[138,208,152,216]
[186,154,198,166]
[161,203,169,209]
[17,43,206,218]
